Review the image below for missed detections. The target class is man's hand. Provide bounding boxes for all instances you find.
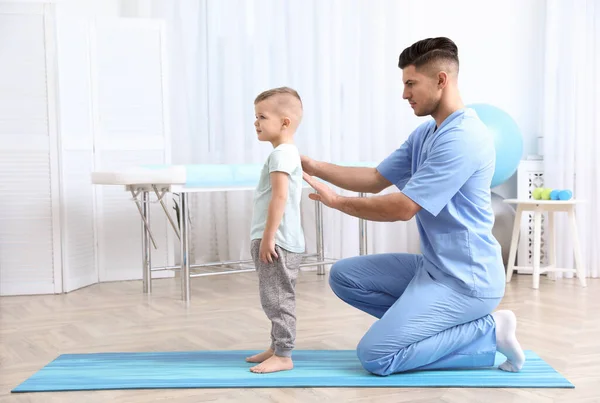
[303,172,340,208]
[300,155,318,176]
[259,238,278,264]
[304,172,421,222]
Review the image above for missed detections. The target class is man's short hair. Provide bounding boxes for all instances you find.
[398,37,459,72]
[254,86,303,108]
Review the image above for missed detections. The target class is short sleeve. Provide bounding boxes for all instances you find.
[268,148,297,175]
[376,134,414,190]
[401,130,481,217]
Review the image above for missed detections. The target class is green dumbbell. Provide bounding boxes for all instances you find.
[532,187,544,200]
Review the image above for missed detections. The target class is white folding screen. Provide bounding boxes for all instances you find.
[55,12,97,292]
[0,2,62,296]
[0,2,173,296]
[90,18,173,283]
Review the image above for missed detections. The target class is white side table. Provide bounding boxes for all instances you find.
[503,199,587,289]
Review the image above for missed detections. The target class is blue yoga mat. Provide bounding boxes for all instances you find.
[12,350,572,392]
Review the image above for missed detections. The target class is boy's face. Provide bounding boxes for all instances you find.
[254,99,284,142]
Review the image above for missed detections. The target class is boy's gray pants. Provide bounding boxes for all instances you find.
[251,239,303,358]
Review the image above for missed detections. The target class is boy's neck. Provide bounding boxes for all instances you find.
[270,136,295,148]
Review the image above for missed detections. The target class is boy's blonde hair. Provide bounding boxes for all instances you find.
[254,87,303,129]
[254,86,302,107]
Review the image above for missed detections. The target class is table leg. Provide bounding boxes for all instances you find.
[532,210,542,289]
[358,192,367,255]
[142,191,152,294]
[547,211,556,280]
[180,192,191,303]
[506,205,522,283]
[568,207,587,287]
[315,197,325,275]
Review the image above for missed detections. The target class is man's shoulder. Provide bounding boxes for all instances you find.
[437,111,493,144]
[428,111,494,166]
[449,109,491,135]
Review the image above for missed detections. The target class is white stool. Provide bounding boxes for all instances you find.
[503,199,587,289]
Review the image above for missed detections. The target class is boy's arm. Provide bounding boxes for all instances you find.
[260,171,289,263]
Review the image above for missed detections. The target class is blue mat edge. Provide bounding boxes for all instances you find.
[11,349,574,393]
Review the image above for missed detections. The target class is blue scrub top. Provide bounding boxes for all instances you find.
[377,108,505,298]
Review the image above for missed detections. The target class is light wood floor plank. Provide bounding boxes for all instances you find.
[1,272,598,402]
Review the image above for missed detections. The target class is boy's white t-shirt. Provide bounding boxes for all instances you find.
[250,143,305,254]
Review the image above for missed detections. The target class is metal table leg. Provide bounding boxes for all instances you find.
[179,192,191,304]
[358,192,368,255]
[315,197,325,275]
[142,191,152,294]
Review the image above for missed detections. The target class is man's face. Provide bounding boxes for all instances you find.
[402,65,442,117]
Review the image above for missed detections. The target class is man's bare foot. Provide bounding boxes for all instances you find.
[249,355,293,373]
[245,348,274,363]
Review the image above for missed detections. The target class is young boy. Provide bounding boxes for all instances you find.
[246,87,305,373]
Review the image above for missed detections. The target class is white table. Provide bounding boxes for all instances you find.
[92,163,374,304]
[503,199,587,289]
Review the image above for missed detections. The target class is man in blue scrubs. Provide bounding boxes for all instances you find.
[302,37,525,376]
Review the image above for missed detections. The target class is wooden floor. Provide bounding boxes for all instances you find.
[1,270,598,403]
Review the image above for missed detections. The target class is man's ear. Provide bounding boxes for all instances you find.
[282,116,291,129]
[438,71,449,89]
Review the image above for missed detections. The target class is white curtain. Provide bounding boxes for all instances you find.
[542,0,599,278]
[122,0,560,272]
[134,0,422,265]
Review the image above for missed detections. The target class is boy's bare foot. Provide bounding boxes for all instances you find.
[245,348,274,363]
[249,355,293,373]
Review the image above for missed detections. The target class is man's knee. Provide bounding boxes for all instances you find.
[356,326,417,376]
[328,259,352,292]
[356,334,397,376]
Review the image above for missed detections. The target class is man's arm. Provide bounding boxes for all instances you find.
[305,131,415,194]
[331,192,421,222]
[307,159,391,194]
[303,171,420,221]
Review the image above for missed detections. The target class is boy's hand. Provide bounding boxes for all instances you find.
[259,238,278,264]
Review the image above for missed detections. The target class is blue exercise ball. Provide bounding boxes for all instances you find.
[468,103,523,188]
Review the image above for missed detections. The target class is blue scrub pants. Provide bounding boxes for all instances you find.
[329,253,501,376]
